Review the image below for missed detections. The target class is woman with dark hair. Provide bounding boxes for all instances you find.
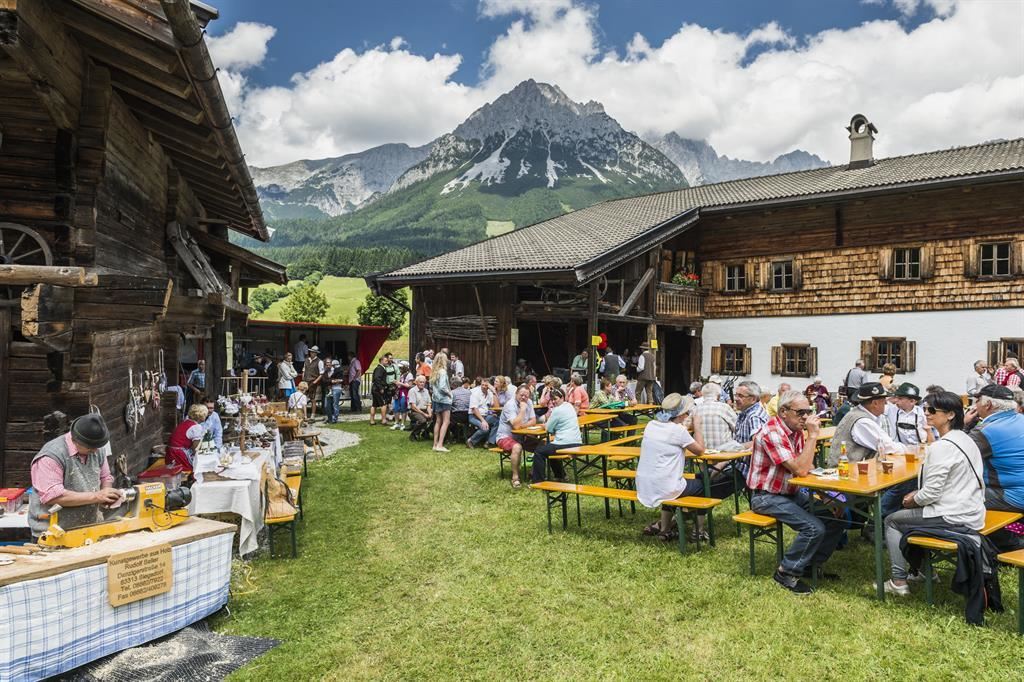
[530,388,581,487]
[880,391,985,596]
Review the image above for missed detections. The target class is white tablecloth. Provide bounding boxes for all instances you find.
[188,453,270,556]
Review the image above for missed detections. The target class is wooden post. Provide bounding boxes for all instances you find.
[0,309,10,486]
[239,369,247,454]
[588,281,599,392]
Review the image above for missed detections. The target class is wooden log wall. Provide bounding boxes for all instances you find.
[698,181,1024,318]
[411,285,516,378]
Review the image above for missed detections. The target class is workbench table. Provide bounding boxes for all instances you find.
[0,518,235,680]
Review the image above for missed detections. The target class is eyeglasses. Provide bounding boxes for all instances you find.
[788,408,813,416]
[925,406,949,415]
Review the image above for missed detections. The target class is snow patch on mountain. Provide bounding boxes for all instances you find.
[442,135,512,194]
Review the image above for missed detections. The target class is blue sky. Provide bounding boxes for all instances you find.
[206,0,1023,166]
[210,0,934,90]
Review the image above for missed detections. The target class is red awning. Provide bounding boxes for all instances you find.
[356,326,391,371]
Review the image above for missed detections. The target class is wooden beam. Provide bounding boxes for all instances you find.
[588,280,598,391]
[472,284,489,347]
[0,308,10,482]
[0,0,83,130]
[618,267,655,317]
[0,265,98,286]
[55,2,179,73]
[73,30,191,97]
[72,0,177,47]
[109,66,204,125]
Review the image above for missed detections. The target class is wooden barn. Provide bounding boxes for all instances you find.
[367,117,1024,394]
[0,0,284,485]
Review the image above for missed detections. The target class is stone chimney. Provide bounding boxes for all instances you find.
[846,114,877,169]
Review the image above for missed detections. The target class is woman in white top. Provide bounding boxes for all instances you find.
[278,352,299,398]
[882,391,986,596]
[636,393,705,541]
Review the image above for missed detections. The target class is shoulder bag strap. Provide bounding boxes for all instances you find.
[943,436,984,490]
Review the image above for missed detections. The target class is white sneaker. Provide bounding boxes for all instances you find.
[390,423,401,430]
[874,579,911,597]
[906,570,938,583]
[434,446,450,453]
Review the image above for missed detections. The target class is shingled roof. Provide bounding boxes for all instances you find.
[372,138,1024,286]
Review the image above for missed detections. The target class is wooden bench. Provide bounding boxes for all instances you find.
[530,480,721,554]
[997,548,1024,635]
[263,479,298,558]
[607,424,645,436]
[286,474,303,521]
[733,511,785,576]
[293,430,325,475]
[907,510,1022,605]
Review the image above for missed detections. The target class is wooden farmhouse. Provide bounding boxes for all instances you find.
[368,116,1024,394]
[0,0,285,486]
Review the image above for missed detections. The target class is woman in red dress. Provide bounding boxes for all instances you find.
[166,404,208,470]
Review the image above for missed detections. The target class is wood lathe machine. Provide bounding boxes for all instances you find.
[36,482,192,549]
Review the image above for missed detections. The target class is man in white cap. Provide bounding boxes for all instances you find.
[29,413,120,538]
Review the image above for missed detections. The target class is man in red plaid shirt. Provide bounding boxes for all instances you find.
[747,390,845,594]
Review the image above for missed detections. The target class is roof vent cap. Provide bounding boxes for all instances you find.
[846,114,877,169]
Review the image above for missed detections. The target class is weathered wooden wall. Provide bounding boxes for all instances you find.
[699,181,1024,318]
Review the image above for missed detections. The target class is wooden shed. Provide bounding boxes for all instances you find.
[0,0,284,485]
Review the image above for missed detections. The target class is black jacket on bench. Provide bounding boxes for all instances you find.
[899,525,1003,626]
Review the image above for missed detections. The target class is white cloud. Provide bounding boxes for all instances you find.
[207,22,276,70]
[218,0,1024,167]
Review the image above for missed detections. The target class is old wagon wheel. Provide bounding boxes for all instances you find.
[0,223,53,303]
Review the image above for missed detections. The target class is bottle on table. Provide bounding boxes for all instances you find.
[837,441,850,479]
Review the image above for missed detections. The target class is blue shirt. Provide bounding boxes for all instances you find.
[971,410,1024,508]
[495,400,535,441]
[545,403,582,446]
[203,411,223,449]
[736,402,769,443]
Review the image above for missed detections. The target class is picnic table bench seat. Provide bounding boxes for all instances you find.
[997,548,1024,634]
[733,511,785,575]
[906,510,1022,606]
[529,480,721,553]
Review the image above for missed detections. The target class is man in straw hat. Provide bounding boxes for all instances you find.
[29,413,120,538]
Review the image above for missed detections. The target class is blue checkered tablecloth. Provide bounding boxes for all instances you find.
[0,532,234,681]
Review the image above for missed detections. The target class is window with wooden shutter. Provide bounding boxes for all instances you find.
[744,262,756,292]
[771,346,783,374]
[711,345,723,373]
[724,264,746,292]
[792,261,803,290]
[713,265,726,292]
[893,247,922,281]
[807,347,818,376]
[869,337,911,373]
[988,340,1003,368]
[989,338,1024,367]
[715,344,748,375]
[964,239,980,278]
[777,344,814,377]
[769,259,795,291]
[979,242,1013,278]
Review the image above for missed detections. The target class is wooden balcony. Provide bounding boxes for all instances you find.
[656,283,705,321]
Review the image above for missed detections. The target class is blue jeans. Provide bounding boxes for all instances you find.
[881,480,916,519]
[468,414,498,446]
[327,387,343,422]
[750,489,845,575]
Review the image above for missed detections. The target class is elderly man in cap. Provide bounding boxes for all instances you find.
[28,413,120,538]
[969,384,1024,513]
[828,382,908,467]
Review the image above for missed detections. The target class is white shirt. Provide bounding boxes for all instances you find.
[278,361,298,389]
[294,341,308,361]
[408,386,431,411]
[184,422,205,441]
[884,404,929,445]
[451,360,465,378]
[966,372,990,397]
[851,414,907,456]
[469,386,494,414]
[288,392,308,411]
[636,420,695,508]
[915,431,985,529]
[637,354,646,372]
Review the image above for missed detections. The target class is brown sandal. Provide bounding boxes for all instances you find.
[642,522,661,536]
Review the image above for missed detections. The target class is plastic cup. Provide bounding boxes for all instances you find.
[857,461,870,475]
[905,452,916,464]
[881,460,894,474]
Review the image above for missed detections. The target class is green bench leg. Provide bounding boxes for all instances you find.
[1018,567,1023,635]
[775,522,784,566]
[924,551,935,606]
[707,510,715,548]
[748,527,756,575]
[675,509,687,555]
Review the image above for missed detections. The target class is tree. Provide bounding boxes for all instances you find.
[248,287,278,314]
[356,289,408,340]
[304,270,324,287]
[280,284,329,323]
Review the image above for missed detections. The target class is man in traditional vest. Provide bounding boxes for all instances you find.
[828,382,908,467]
[635,342,657,404]
[28,413,120,539]
[302,345,324,417]
[601,347,622,380]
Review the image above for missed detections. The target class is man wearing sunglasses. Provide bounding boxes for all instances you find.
[747,391,845,594]
[828,382,907,467]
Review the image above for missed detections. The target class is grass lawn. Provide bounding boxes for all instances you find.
[215,423,1021,680]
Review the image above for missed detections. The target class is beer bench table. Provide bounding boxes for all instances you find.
[0,518,235,680]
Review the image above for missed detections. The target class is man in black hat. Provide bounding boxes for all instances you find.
[828,382,908,467]
[28,413,120,538]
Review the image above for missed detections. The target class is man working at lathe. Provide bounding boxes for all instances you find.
[28,413,122,539]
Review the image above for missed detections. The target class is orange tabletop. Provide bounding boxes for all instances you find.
[555,445,641,458]
[788,454,920,496]
[691,450,751,463]
[512,413,613,436]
